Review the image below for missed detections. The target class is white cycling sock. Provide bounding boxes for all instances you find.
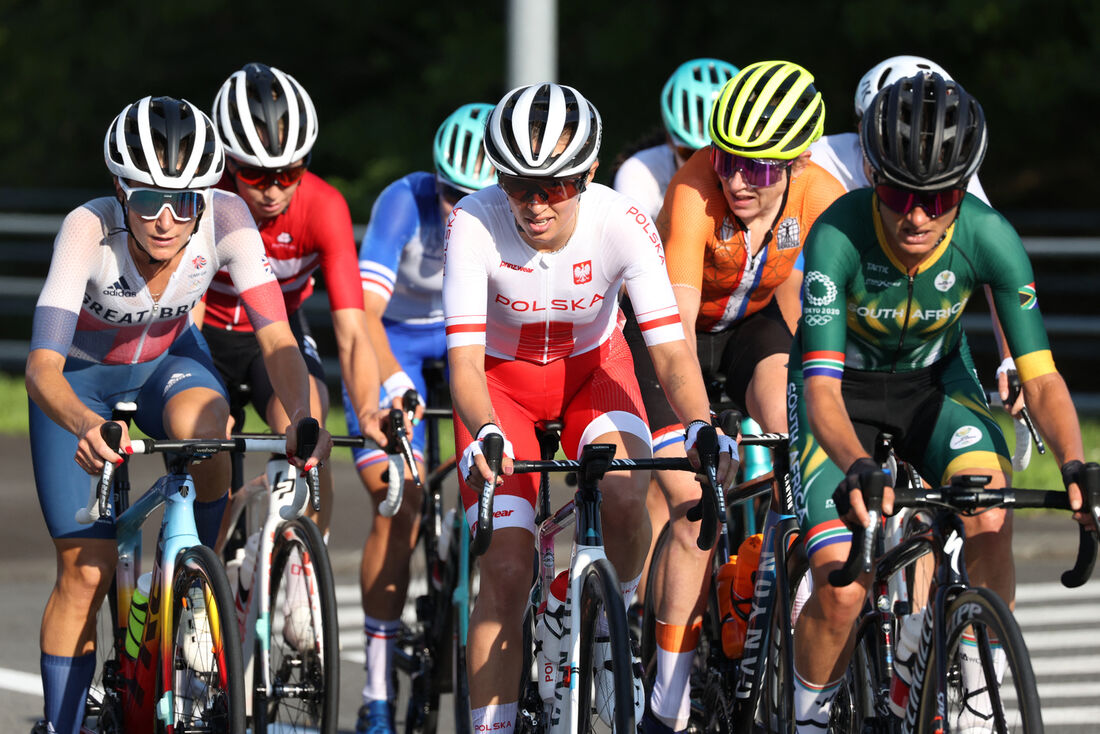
[649,618,701,729]
[793,668,841,732]
[362,614,399,703]
[957,629,1005,730]
[472,701,517,732]
[281,547,314,616]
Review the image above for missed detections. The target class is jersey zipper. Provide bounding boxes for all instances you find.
[891,274,915,373]
[540,254,551,363]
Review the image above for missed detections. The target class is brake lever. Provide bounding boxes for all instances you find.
[296,418,321,513]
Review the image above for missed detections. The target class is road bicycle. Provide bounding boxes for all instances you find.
[80,405,305,733]
[472,424,727,733]
[824,456,1100,734]
[637,415,793,734]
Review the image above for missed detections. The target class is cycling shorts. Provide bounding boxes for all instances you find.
[455,328,651,534]
[31,326,228,540]
[202,308,325,426]
[788,343,1011,560]
[623,296,791,450]
[343,319,447,471]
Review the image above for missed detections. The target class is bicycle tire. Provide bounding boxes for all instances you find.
[158,543,246,734]
[914,587,1042,734]
[254,516,339,734]
[827,611,884,733]
[761,538,809,734]
[84,578,124,733]
[577,557,637,733]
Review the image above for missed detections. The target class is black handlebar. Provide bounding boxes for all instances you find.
[828,469,885,587]
[98,422,123,518]
[693,425,721,552]
[472,433,504,557]
[1062,462,1100,587]
[295,418,321,512]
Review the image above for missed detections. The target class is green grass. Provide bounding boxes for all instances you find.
[7,373,1097,480]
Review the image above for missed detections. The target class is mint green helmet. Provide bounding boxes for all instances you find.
[433,103,496,192]
[661,58,740,149]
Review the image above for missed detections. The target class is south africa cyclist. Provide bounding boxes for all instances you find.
[443,82,737,732]
[198,62,388,535]
[788,71,1088,732]
[25,97,330,734]
[635,61,844,734]
[346,102,496,734]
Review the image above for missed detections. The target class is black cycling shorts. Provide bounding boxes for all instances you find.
[202,308,326,425]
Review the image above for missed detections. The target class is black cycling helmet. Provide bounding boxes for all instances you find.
[861,72,987,192]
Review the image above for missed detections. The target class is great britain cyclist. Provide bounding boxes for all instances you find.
[443,82,736,732]
[347,102,496,734]
[25,96,330,734]
[198,62,387,534]
[809,54,1025,416]
[612,58,738,627]
[635,61,845,734]
[788,72,1088,732]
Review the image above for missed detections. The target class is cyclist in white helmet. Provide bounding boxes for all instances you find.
[27,96,330,734]
[445,81,736,733]
[199,62,389,534]
[348,102,497,734]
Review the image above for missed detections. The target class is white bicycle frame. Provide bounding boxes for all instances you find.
[217,445,327,717]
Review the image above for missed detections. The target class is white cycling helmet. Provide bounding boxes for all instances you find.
[213,62,319,168]
[854,55,951,120]
[483,82,601,178]
[104,96,224,189]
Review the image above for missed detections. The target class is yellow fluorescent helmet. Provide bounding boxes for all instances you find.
[708,60,825,160]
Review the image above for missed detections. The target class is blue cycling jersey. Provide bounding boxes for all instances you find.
[359,172,445,325]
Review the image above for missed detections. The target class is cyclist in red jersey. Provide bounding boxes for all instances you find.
[197,63,387,534]
[444,82,736,732]
[633,61,845,733]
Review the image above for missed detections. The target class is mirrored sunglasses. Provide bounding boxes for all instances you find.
[497,174,587,205]
[875,184,966,219]
[709,145,789,188]
[232,160,309,189]
[118,179,206,222]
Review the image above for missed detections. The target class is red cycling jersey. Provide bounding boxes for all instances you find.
[203,172,364,331]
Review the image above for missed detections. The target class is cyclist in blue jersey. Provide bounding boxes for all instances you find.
[344,103,496,734]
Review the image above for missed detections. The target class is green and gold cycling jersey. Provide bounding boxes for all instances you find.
[798,189,1055,382]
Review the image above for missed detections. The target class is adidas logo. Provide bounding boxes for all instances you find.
[103,276,137,297]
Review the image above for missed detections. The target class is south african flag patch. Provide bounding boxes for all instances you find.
[1018,282,1037,310]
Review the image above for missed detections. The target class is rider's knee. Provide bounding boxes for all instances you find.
[59,549,117,600]
[815,579,867,626]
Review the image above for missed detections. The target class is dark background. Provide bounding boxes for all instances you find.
[2,0,1099,222]
[1,0,1097,394]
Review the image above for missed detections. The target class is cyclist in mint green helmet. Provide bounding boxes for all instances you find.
[347,102,495,734]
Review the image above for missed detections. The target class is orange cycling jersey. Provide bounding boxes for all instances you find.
[659,149,845,333]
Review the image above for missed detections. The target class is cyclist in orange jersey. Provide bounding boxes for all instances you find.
[632,61,844,733]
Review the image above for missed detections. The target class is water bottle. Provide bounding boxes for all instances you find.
[535,570,569,704]
[235,531,260,626]
[124,572,153,659]
[721,533,762,659]
[432,508,456,590]
[889,609,926,717]
[715,555,738,620]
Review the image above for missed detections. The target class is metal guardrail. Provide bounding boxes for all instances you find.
[3,213,1100,411]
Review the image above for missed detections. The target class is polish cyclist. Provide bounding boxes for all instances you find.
[443,82,736,732]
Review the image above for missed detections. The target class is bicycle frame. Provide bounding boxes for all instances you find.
[217,443,323,716]
[88,456,227,731]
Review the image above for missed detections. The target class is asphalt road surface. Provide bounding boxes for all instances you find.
[2,433,1098,732]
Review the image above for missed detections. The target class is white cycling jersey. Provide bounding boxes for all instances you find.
[31,190,283,365]
[611,144,678,220]
[443,184,683,364]
[809,132,990,202]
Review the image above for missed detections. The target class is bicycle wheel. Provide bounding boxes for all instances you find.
[84,581,124,733]
[762,537,809,734]
[576,558,638,733]
[255,516,339,733]
[158,543,246,734]
[827,613,884,733]
[915,587,1042,734]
